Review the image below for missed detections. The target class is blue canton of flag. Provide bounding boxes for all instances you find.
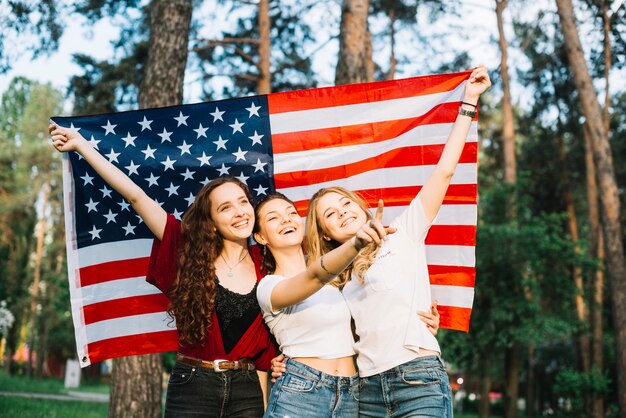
[53,96,274,250]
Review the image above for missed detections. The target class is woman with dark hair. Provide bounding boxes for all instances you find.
[49,124,275,417]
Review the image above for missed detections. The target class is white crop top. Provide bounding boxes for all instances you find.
[257,275,355,359]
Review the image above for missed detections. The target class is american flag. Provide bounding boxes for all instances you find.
[53,70,478,367]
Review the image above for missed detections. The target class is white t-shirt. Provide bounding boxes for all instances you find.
[342,196,441,377]
[257,275,356,359]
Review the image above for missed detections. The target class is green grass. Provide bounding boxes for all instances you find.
[0,370,109,395]
[0,396,108,418]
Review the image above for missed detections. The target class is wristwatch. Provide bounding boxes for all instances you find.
[458,106,477,118]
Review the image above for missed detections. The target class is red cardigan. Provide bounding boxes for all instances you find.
[146,214,275,370]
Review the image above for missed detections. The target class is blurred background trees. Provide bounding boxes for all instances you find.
[0,0,624,417]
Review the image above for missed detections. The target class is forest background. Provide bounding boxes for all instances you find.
[0,0,625,417]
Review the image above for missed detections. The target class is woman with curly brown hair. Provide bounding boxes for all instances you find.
[49,124,276,417]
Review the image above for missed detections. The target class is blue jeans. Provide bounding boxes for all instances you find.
[265,358,359,418]
[359,356,453,418]
[165,361,264,417]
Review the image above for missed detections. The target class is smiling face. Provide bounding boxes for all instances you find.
[208,182,255,242]
[315,191,368,244]
[254,197,304,250]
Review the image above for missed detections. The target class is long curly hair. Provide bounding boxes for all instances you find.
[252,192,296,275]
[167,176,253,347]
[305,187,379,288]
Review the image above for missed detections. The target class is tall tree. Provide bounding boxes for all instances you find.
[556,1,626,415]
[108,1,192,417]
[336,0,373,84]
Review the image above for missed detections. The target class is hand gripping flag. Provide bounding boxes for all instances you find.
[52,70,478,366]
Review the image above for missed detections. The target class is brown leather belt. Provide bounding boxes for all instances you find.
[176,353,255,372]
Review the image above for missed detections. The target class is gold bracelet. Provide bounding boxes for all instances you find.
[320,255,340,276]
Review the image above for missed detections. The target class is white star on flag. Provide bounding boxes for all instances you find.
[196,152,211,166]
[138,116,153,131]
[210,107,225,122]
[88,226,102,240]
[99,186,112,198]
[236,171,249,184]
[184,192,196,206]
[125,161,140,176]
[118,199,130,211]
[161,156,176,171]
[193,123,208,138]
[181,168,195,181]
[105,149,121,163]
[122,222,136,236]
[101,120,117,135]
[145,173,160,187]
[254,184,268,196]
[246,102,261,117]
[252,158,267,172]
[177,141,192,155]
[165,183,180,197]
[103,210,118,224]
[158,128,173,143]
[81,172,94,186]
[174,111,189,126]
[122,132,137,147]
[141,145,156,160]
[87,135,101,150]
[217,163,230,176]
[229,119,244,134]
[232,147,247,162]
[85,198,99,213]
[213,136,228,151]
[248,131,264,146]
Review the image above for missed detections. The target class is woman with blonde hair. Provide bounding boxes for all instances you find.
[303,66,491,417]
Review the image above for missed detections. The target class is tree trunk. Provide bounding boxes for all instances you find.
[558,133,591,373]
[585,122,605,418]
[526,343,536,417]
[496,0,516,185]
[387,8,396,80]
[110,1,192,417]
[335,0,373,85]
[556,1,626,416]
[504,342,520,418]
[257,0,271,94]
[478,358,492,418]
[602,1,610,134]
[27,181,49,377]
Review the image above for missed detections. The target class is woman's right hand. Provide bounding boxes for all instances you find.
[49,123,87,153]
[270,353,286,383]
[353,199,397,251]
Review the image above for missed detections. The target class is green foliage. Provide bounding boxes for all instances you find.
[0,1,63,73]
[554,367,611,412]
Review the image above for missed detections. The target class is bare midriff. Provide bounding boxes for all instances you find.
[415,348,440,358]
[292,355,356,377]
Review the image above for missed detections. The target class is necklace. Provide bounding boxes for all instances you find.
[220,251,249,277]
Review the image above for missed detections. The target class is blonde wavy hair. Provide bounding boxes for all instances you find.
[305,187,380,288]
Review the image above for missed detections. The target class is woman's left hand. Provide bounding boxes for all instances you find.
[463,65,491,102]
[418,302,440,336]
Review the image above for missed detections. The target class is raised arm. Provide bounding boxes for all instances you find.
[49,123,167,240]
[418,66,491,222]
[270,201,393,311]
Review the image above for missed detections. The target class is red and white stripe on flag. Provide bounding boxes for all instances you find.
[268,70,477,332]
[62,70,477,367]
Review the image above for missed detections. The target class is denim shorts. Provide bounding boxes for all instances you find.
[165,361,264,417]
[265,358,359,418]
[358,356,453,418]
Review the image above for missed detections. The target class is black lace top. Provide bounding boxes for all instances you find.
[216,281,261,353]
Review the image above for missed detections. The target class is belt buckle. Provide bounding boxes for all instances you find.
[212,359,228,372]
